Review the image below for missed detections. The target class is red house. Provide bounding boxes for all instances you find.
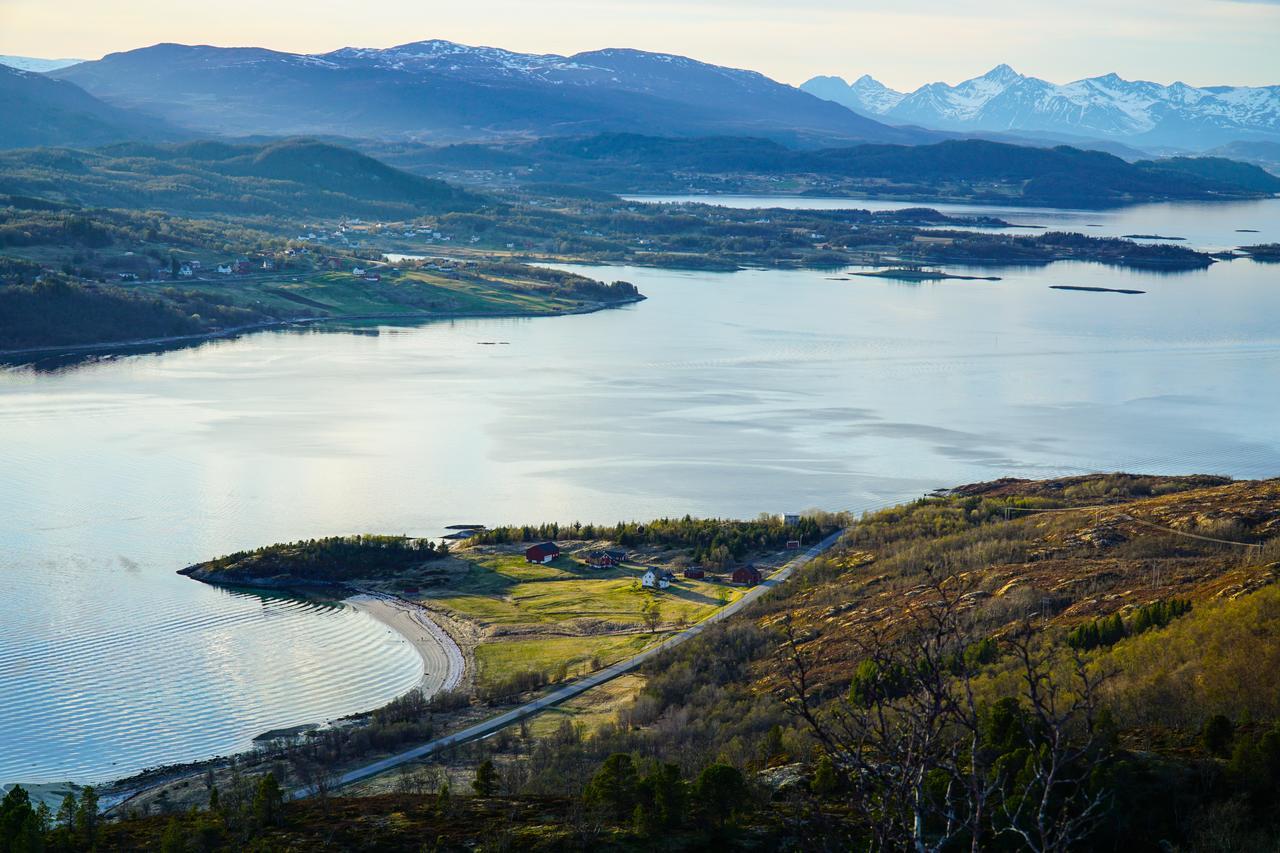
[731,565,763,586]
[585,551,617,568]
[525,542,560,564]
[683,568,706,580]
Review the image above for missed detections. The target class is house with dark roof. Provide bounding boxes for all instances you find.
[524,542,560,564]
[584,548,628,568]
[731,565,763,586]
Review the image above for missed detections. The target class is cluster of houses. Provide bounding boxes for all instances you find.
[521,541,764,589]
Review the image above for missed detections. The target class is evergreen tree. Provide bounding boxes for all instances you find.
[583,753,639,821]
[472,759,499,797]
[73,787,98,850]
[252,773,283,828]
[811,755,839,797]
[693,764,748,828]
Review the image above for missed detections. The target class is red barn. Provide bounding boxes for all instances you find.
[683,568,706,580]
[525,542,560,564]
[731,565,763,585]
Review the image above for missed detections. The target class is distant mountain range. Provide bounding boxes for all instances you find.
[0,55,84,73]
[0,64,178,149]
[49,41,930,147]
[803,66,1280,151]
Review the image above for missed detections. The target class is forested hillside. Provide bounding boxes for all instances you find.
[383,135,1280,206]
[0,139,485,219]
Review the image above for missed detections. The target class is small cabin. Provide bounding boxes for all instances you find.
[683,568,706,580]
[786,540,801,550]
[525,542,560,565]
[731,565,763,586]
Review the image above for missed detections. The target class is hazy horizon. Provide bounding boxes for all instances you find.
[1,0,1276,90]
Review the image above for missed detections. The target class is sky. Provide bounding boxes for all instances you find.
[1,0,1277,88]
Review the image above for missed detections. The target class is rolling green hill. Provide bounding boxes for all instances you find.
[0,138,486,220]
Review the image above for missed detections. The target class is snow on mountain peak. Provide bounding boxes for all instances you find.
[801,65,1280,149]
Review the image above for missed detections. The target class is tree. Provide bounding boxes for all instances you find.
[811,755,839,797]
[73,787,98,850]
[634,762,686,835]
[641,598,662,634]
[252,773,283,828]
[693,764,748,828]
[583,753,638,821]
[159,817,185,853]
[1202,714,1235,757]
[782,573,1115,853]
[472,759,499,798]
[1,786,45,853]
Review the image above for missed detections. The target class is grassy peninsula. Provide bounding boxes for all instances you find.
[32,474,1279,852]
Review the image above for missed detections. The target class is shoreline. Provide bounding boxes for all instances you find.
[0,296,646,362]
[344,591,465,697]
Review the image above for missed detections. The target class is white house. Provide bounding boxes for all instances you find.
[217,264,233,275]
[641,569,672,590]
[351,266,366,277]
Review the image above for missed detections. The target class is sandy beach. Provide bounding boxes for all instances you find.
[345,593,465,696]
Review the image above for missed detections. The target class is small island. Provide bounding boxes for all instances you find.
[1050,285,1146,295]
[853,267,1001,282]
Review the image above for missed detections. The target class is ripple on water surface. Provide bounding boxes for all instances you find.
[0,569,423,785]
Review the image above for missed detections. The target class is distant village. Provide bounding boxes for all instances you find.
[102,216,488,286]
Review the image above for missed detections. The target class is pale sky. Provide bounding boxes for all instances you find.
[2,0,1277,89]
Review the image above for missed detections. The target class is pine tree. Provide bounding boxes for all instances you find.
[472,759,499,797]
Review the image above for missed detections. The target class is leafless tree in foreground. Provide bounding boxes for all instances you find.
[782,571,1113,853]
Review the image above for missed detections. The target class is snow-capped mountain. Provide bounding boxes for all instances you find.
[0,55,84,73]
[802,66,1280,150]
[53,40,929,146]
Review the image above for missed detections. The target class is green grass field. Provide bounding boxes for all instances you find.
[475,634,661,690]
[433,553,739,629]
[126,268,584,321]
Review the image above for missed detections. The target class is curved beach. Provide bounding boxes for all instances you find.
[345,593,465,696]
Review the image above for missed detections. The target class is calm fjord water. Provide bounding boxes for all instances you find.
[2,198,1279,786]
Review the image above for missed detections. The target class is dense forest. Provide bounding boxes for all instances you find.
[909,230,1216,269]
[472,513,846,566]
[0,277,270,350]
[181,535,450,585]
